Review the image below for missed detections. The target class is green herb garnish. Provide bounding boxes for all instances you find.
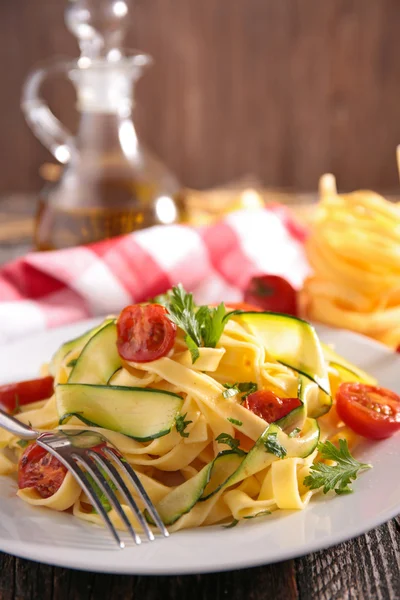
[303,439,372,495]
[227,418,243,427]
[243,510,271,519]
[222,519,239,529]
[159,284,227,363]
[216,433,246,456]
[17,439,29,449]
[175,413,193,438]
[289,427,301,438]
[264,432,287,459]
[222,382,258,401]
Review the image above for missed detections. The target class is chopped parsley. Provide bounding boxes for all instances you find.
[17,439,29,449]
[303,439,372,495]
[264,432,287,459]
[222,382,258,401]
[215,433,246,456]
[157,284,227,363]
[243,510,271,519]
[227,418,243,427]
[222,518,239,529]
[175,413,193,438]
[289,427,301,438]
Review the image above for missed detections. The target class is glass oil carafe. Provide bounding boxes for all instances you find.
[22,0,185,250]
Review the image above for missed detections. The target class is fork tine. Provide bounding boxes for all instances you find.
[104,447,169,538]
[72,453,142,546]
[56,453,125,549]
[89,450,155,542]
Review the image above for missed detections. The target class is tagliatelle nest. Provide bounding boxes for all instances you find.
[300,169,400,349]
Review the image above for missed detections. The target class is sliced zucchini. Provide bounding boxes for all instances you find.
[149,451,243,525]
[200,451,245,501]
[49,319,114,376]
[227,418,320,488]
[56,383,183,441]
[232,311,332,416]
[322,343,377,385]
[148,462,212,526]
[68,321,121,385]
[152,418,320,525]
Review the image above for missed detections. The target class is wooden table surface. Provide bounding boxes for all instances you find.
[1,196,400,600]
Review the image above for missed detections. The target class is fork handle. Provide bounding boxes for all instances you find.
[0,408,39,440]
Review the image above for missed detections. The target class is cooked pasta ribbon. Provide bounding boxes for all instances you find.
[2,309,369,532]
[302,173,400,349]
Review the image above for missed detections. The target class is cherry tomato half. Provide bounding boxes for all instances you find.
[244,390,301,423]
[0,376,54,414]
[244,275,298,316]
[117,304,177,363]
[336,382,400,440]
[18,443,67,499]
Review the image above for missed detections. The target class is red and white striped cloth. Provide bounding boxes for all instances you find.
[0,206,309,343]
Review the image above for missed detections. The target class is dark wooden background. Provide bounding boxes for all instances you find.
[2,0,400,195]
[1,516,400,599]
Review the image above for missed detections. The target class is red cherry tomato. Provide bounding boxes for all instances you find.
[244,390,301,423]
[18,443,67,499]
[117,304,177,363]
[0,376,54,414]
[226,302,263,312]
[244,275,298,315]
[336,382,400,440]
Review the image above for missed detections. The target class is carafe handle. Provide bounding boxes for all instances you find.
[21,59,75,164]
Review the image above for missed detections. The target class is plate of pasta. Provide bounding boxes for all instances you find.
[0,286,400,575]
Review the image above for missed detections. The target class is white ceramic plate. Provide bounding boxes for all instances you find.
[1,320,399,575]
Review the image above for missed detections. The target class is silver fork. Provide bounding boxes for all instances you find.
[0,409,169,548]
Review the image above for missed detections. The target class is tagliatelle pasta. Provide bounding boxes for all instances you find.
[0,305,375,533]
[301,172,400,349]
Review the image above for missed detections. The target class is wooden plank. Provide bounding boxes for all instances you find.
[295,519,400,600]
[0,554,297,600]
[0,553,15,600]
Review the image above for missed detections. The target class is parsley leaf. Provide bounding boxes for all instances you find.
[197,303,227,348]
[160,285,227,363]
[17,439,29,449]
[222,385,239,399]
[243,510,271,519]
[184,334,200,363]
[175,413,193,438]
[164,285,202,346]
[264,432,287,459]
[303,439,372,495]
[216,433,246,456]
[227,418,243,426]
[289,427,301,438]
[222,382,258,401]
[237,382,258,399]
[222,519,239,529]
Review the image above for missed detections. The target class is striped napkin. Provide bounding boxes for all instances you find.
[0,206,308,344]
